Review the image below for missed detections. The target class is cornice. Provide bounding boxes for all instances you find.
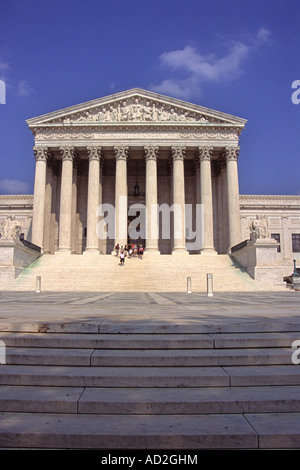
[240,194,300,210]
[0,195,34,201]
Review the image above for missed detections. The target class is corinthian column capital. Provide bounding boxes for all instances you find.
[144,145,159,161]
[87,146,102,161]
[224,146,240,162]
[198,146,213,161]
[171,146,186,161]
[33,146,49,162]
[59,146,76,162]
[114,145,129,161]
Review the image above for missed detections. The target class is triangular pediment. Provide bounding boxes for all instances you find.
[26,88,247,128]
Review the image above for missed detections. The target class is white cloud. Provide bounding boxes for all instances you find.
[255,27,272,45]
[151,28,271,99]
[151,77,199,100]
[0,57,35,97]
[17,80,34,97]
[0,179,30,195]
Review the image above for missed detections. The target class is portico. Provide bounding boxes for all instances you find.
[28,89,246,256]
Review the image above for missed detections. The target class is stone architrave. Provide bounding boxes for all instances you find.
[58,146,76,252]
[114,146,129,248]
[144,145,160,253]
[171,146,187,253]
[225,146,241,249]
[198,146,216,254]
[85,146,102,252]
[32,146,49,249]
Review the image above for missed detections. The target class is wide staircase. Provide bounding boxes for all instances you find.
[7,252,282,292]
[0,320,300,448]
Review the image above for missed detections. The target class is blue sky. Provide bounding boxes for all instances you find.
[0,0,299,195]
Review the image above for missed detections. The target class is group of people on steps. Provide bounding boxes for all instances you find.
[115,243,144,265]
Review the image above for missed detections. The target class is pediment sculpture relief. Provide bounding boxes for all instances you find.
[60,97,211,125]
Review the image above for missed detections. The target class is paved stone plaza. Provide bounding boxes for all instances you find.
[0,290,299,328]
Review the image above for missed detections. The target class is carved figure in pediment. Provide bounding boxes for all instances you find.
[0,219,5,239]
[96,109,106,122]
[169,109,178,121]
[120,101,131,121]
[157,106,170,121]
[179,112,188,121]
[199,115,209,123]
[131,98,143,120]
[103,106,118,121]
[143,101,153,121]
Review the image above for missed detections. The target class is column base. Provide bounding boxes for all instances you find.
[145,248,160,255]
[84,247,100,254]
[200,247,217,255]
[172,247,189,255]
[56,248,72,254]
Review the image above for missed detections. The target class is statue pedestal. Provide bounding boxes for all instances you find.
[292,275,300,291]
[0,238,41,284]
[231,237,284,286]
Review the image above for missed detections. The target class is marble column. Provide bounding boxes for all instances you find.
[32,146,49,249]
[171,146,187,253]
[225,146,241,249]
[85,146,102,252]
[58,146,75,252]
[198,146,216,253]
[71,158,79,254]
[114,146,129,248]
[144,145,159,253]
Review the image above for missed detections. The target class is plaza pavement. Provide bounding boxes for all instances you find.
[0,290,299,331]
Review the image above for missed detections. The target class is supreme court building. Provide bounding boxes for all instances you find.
[1,89,300,290]
[28,88,244,256]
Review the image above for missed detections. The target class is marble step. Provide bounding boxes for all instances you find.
[224,365,300,386]
[4,346,292,367]
[5,347,94,366]
[211,332,299,348]
[0,363,299,387]
[0,364,230,387]
[1,411,300,449]
[0,412,258,449]
[78,385,300,415]
[0,333,214,349]
[90,348,292,367]
[1,385,300,415]
[1,321,299,334]
[1,331,298,349]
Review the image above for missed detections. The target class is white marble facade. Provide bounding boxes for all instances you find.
[25,89,245,256]
[0,89,299,275]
